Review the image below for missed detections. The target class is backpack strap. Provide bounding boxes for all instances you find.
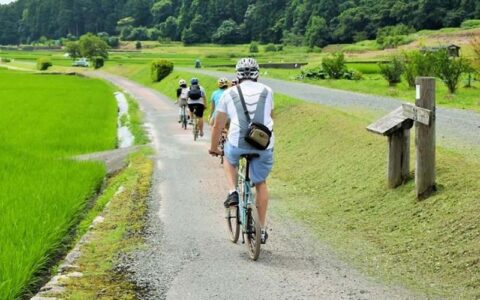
[236,86,252,123]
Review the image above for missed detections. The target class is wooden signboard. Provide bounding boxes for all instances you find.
[402,103,432,126]
[367,107,411,136]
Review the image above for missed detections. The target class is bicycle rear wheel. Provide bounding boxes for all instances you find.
[225,206,240,243]
[193,118,199,141]
[245,205,261,260]
[182,109,187,130]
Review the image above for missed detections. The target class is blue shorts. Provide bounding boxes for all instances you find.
[224,142,274,184]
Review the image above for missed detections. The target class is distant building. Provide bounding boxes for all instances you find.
[420,44,461,57]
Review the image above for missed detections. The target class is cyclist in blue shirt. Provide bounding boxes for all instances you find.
[209,77,229,126]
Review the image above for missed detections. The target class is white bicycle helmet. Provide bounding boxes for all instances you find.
[179,79,187,86]
[236,58,260,80]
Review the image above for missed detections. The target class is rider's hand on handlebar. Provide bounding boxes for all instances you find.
[209,148,222,157]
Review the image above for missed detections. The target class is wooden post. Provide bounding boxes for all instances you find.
[387,125,412,188]
[415,77,436,199]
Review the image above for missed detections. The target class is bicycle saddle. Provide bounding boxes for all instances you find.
[240,153,260,160]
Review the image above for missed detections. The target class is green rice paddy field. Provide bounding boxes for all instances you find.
[0,69,116,299]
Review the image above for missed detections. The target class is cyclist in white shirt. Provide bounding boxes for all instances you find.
[209,58,274,244]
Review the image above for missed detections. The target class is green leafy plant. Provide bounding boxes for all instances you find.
[151,60,174,82]
[321,52,347,79]
[93,57,105,69]
[403,51,436,88]
[265,43,277,52]
[78,33,109,59]
[249,41,259,53]
[36,57,52,71]
[433,50,471,94]
[378,56,405,86]
[460,19,480,28]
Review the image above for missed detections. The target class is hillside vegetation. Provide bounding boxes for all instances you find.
[0,0,479,47]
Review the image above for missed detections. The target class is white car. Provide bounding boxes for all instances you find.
[72,58,90,67]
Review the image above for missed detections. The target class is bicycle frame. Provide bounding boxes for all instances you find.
[237,158,255,234]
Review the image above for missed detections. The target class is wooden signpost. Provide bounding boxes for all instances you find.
[367,108,413,188]
[367,77,436,199]
[414,77,436,199]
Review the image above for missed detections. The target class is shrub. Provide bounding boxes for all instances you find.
[297,66,327,80]
[433,50,471,94]
[1,57,11,63]
[307,46,322,53]
[249,41,259,53]
[36,58,52,71]
[322,52,347,79]
[403,51,436,87]
[22,45,34,51]
[151,60,174,82]
[472,36,480,70]
[93,57,104,69]
[265,43,277,52]
[460,19,480,28]
[376,24,415,49]
[343,70,363,81]
[108,36,120,48]
[136,41,142,50]
[378,56,405,86]
[276,45,284,52]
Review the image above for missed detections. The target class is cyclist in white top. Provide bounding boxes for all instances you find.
[209,58,274,244]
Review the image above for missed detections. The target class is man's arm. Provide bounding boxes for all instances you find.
[209,112,227,155]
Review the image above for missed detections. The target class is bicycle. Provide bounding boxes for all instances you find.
[180,105,188,130]
[225,154,262,260]
[192,108,199,141]
[218,130,227,165]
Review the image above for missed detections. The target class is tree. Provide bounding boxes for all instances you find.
[379,56,405,86]
[322,52,347,79]
[472,36,480,70]
[181,15,209,45]
[403,51,436,88]
[305,16,328,48]
[78,33,109,59]
[151,0,173,24]
[212,20,239,44]
[434,50,470,94]
[117,17,136,32]
[65,41,81,59]
[159,16,178,40]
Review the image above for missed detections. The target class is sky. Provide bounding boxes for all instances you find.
[0,0,15,4]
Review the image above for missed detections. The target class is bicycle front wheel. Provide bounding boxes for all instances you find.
[245,205,261,261]
[225,206,240,243]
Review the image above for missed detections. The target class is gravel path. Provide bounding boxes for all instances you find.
[92,71,422,300]
[183,68,480,151]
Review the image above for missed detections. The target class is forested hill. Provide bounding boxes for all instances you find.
[0,0,479,46]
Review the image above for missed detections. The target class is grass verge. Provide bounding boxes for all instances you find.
[271,95,480,298]
[61,149,153,299]
[126,93,150,145]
